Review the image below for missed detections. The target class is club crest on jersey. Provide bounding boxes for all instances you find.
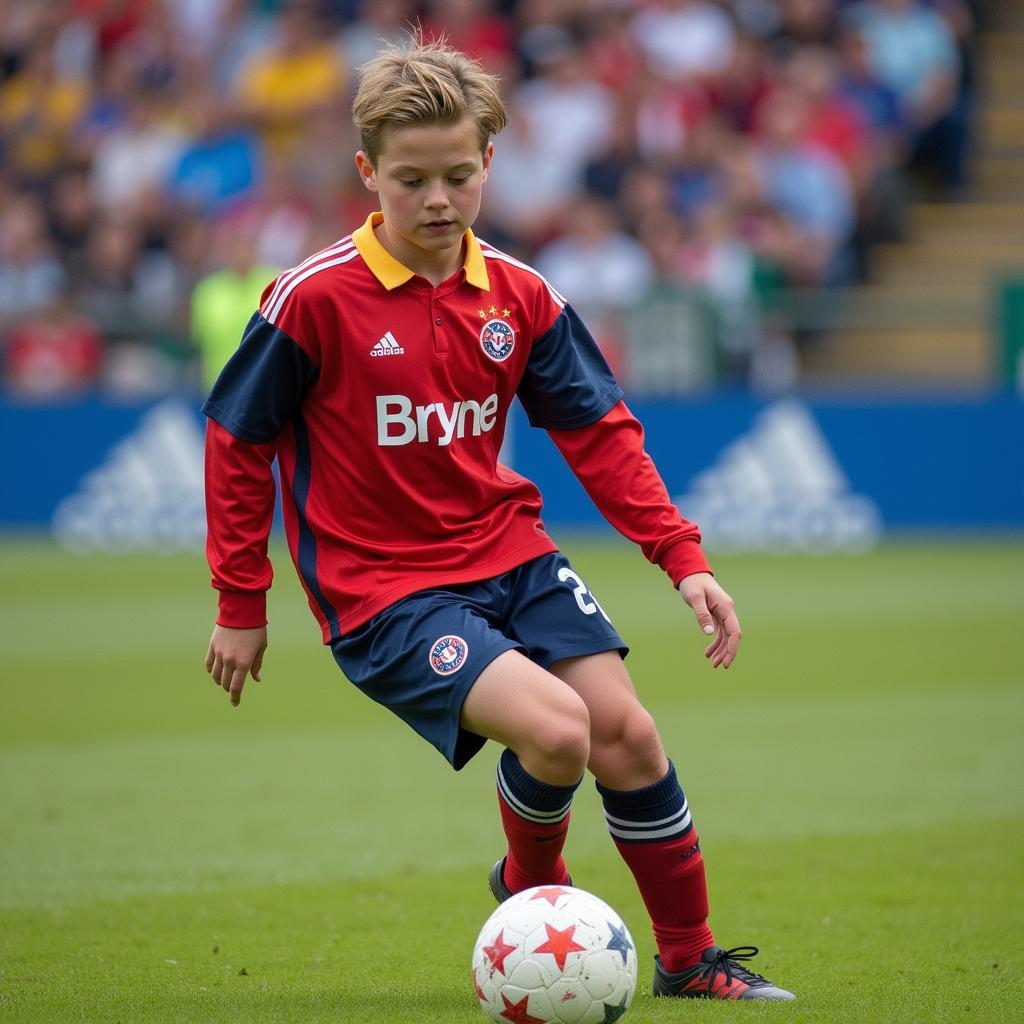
[480,318,515,362]
[429,635,469,675]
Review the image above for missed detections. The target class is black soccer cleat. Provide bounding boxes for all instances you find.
[652,945,796,1001]
[487,857,574,905]
[488,857,514,903]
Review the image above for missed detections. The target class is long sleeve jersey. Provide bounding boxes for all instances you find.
[203,212,710,642]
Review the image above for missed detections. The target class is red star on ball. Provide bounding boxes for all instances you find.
[482,928,517,978]
[498,993,546,1024]
[529,886,569,907]
[530,922,586,971]
[472,967,488,1003]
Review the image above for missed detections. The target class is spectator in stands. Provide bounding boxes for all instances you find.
[632,62,710,164]
[835,22,906,148]
[232,1,346,158]
[580,2,644,93]
[204,0,276,92]
[0,1,986,396]
[511,35,616,193]
[72,43,136,161]
[836,23,910,260]
[90,86,184,216]
[165,0,236,63]
[75,215,150,341]
[485,37,615,247]
[167,90,261,215]
[3,288,104,398]
[631,0,737,82]
[535,195,654,317]
[676,200,762,360]
[779,46,872,188]
[338,0,419,74]
[842,0,963,190]
[750,86,855,284]
[919,0,975,193]
[0,37,89,187]
[236,155,315,271]
[191,213,279,392]
[623,211,720,394]
[703,32,773,134]
[47,165,96,280]
[771,0,841,51]
[0,193,67,324]
[670,116,735,218]
[422,0,517,77]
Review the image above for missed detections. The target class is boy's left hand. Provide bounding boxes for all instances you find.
[679,572,742,669]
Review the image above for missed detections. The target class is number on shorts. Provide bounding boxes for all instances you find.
[557,567,611,622]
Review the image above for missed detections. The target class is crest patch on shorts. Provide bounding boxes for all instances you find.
[429,635,469,675]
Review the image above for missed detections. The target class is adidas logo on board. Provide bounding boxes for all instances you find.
[371,331,405,356]
[673,400,882,553]
[52,399,207,552]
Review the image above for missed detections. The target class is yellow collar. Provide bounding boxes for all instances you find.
[352,212,490,291]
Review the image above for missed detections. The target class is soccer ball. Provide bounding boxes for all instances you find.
[471,884,638,1024]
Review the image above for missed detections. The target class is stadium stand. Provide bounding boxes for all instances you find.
[0,0,1014,399]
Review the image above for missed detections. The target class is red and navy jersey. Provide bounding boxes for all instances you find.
[204,212,709,642]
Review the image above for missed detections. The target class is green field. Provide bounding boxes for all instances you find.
[1,538,1022,1023]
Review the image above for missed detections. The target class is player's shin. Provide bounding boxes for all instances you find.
[598,760,714,972]
[496,748,580,893]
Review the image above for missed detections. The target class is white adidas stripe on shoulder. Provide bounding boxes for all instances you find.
[264,248,361,324]
[262,236,355,319]
[478,241,567,309]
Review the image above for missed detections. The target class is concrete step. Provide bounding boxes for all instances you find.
[908,202,1024,229]
[980,58,1024,103]
[870,254,1023,288]
[979,107,1024,151]
[979,31,1024,57]
[801,327,992,384]
[769,284,986,331]
[904,224,1024,247]
[971,155,1024,193]
[874,240,1024,265]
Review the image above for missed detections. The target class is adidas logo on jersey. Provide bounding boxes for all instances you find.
[673,400,882,553]
[371,331,405,356]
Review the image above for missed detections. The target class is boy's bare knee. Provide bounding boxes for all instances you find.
[520,697,590,784]
[591,705,666,787]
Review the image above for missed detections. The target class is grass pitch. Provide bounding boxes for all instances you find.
[1,537,1022,1023]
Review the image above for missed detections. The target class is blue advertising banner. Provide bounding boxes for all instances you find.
[511,395,1024,550]
[1,394,1021,549]
[516,395,1024,548]
[1,398,206,548]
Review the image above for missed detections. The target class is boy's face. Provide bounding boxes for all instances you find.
[356,117,492,270]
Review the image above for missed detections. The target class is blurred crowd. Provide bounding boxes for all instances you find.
[0,0,981,398]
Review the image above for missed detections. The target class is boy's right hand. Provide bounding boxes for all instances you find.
[205,625,267,707]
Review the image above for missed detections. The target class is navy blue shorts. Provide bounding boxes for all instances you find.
[330,552,627,770]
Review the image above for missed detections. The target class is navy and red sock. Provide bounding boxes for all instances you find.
[597,760,714,971]
[496,748,580,894]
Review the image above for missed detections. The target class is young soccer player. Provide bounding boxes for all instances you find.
[203,36,795,1003]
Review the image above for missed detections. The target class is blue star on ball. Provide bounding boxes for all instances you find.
[605,920,633,964]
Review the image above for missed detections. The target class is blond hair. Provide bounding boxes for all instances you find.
[352,33,508,163]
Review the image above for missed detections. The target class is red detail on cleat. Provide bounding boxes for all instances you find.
[483,929,518,978]
[682,971,749,999]
[498,993,547,1023]
[531,922,586,971]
